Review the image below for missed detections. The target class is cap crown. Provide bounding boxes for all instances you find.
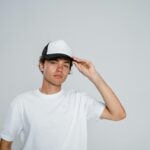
[47,40,72,57]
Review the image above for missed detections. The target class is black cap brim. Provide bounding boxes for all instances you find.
[42,53,73,61]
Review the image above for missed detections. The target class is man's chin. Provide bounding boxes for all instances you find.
[52,80,64,87]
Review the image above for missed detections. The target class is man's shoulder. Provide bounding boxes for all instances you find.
[11,90,36,105]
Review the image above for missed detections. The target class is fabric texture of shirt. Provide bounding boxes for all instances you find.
[0,89,105,150]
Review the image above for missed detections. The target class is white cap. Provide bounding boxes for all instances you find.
[42,40,73,60]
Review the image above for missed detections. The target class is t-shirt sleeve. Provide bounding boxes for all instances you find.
[81,92,105,120]
[0,99,23,142]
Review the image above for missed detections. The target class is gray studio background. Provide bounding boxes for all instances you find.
[0,0,150,150]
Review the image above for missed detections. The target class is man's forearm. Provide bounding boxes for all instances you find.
[0,139,12,150]
[73,57,126,120]
[90,71,126,119]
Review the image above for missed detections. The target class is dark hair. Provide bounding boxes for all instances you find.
[39,55,73,70]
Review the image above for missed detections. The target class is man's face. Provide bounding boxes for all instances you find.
[40,58,71,87]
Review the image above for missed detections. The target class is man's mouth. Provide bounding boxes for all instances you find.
[54,75,63,79]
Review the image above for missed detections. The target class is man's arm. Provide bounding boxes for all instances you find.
[0,139,12,150]
[73,57,126,121]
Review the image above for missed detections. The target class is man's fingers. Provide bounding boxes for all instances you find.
[73,57,88,63]
[74,61,90,70]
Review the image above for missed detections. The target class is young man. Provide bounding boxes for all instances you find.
[0,40,126,150]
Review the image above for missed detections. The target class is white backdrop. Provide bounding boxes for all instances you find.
[0,0,150,150]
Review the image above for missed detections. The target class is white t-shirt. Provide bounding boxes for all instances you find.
[0,89,105,150]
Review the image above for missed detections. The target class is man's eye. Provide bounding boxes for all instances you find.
[64,64,69,68]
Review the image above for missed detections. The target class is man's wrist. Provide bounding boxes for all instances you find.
[89,71,103,84]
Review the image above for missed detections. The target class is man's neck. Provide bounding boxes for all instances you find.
[40,81,61,95]
[39,86,61,95]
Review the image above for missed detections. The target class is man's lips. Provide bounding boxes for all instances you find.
[53,74,63,78]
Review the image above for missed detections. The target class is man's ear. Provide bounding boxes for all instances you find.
[39,63,44,72]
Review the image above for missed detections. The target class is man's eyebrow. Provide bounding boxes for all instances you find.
[64,60,70,64]
[65,59,70,63]
[49,58,71,63]
[58,58,70,63]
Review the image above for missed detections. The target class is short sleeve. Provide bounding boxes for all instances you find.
[81,93,105,120]
[0,99,23,141]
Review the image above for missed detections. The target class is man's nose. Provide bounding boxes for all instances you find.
[57,64,63,71]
